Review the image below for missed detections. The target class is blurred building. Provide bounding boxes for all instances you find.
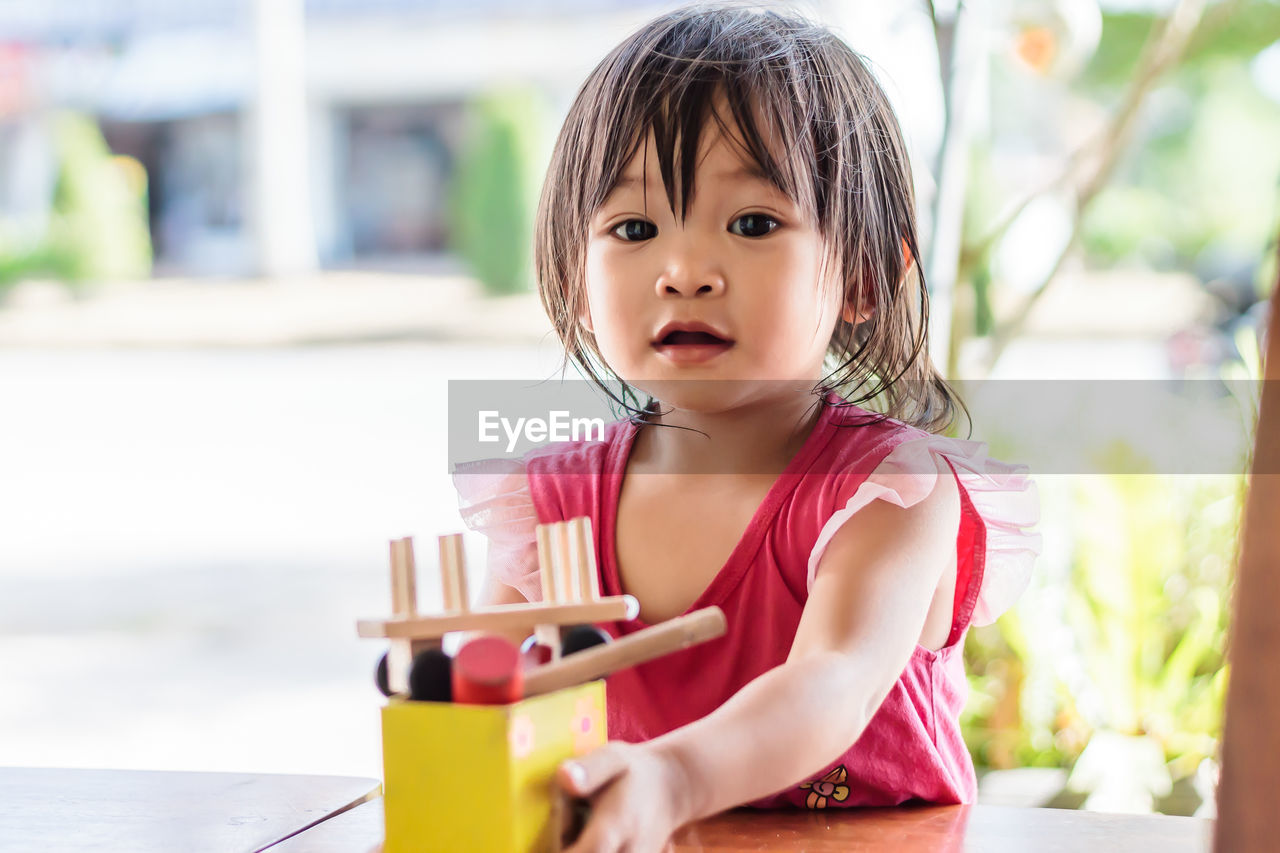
[0,0,693,277]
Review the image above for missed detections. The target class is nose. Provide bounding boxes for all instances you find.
[654,246,726,299]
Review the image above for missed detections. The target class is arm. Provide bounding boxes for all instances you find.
[561,456,960,850]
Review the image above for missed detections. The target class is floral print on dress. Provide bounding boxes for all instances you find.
[800,765,850,809]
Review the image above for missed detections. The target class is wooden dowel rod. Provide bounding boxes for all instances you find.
[548,521,570,603]
[573,517,601,601]
[357,595,640,639]
[387,537,418,695]
[536,525,557,603]
[523,607,726,698]
[535,624,562,662]
[438,533,469,612]
[560,520,582,602]
[389,537,417,618]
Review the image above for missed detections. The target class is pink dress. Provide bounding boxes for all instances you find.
[453,393,1040,808]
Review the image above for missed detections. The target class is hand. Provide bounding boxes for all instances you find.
[558,741,691,853]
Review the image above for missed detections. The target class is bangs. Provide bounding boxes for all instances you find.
[581,12,823,226]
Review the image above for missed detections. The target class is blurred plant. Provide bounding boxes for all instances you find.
[0,112,151,291]
[448,89,546,296]
[964,471,1240,809]
[950,0,1280,377]
[962,328,1265,812]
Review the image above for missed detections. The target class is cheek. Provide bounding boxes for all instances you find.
[583,244,616,318]
[583,250,616,325]
[582,246,640,358]
[752,252,838,335]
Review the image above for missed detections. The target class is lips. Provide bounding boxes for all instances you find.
[651,321,734,346]
[651,321,734,365]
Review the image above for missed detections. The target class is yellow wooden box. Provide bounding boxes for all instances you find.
[381,681,606,853]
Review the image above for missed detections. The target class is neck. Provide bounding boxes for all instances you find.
[632,389,828,477]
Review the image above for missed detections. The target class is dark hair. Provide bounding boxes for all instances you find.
[535,3,968,434]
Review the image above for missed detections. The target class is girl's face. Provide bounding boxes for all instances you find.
[582,116,868,412]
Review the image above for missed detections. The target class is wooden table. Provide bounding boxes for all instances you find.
[273,793,1214,852]
[2,766,1212,851]
[0,767,379,852]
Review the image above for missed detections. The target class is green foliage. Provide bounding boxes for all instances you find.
[962,328,1265,799]
[959,1,1280,359]
[1080,4,1280,92]
[1078,185,1172,265]
[955,4,1273,798]
[1075,6,1280,268]
[964,474,1241,782]
[1182,3,1280,68]
[48,112,152,284]
[448,89,546,296]
[1080,12,1159,92]
[0,240,56,290]
[0,111,152,291]
[1080,61,1280,267]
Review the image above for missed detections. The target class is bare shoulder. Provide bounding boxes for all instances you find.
[792,449,961,658]
[834,449,960,547]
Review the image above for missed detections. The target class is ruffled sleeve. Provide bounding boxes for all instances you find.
[806,435,1042,627]
[450,458,542,602]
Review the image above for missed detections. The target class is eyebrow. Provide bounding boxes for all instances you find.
[611,165,772,189]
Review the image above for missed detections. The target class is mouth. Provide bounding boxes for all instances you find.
[651,323,735,365]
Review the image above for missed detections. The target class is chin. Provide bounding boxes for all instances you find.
[628,377,803,416]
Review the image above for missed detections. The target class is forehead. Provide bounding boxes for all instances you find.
[612,125,773,186]
[609,147,768,188]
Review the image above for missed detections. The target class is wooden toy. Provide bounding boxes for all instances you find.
[520,634,555,667]
[452,634,523,705]
[358,516,727,853]
[523,608,726,698]
[406,647,452,702]
[560,624,611,656]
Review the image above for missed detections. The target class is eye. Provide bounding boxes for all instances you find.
[729,214,779,238]
[611,220,658,242]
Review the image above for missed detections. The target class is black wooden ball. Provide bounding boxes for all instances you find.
[561,624,611,656]
[408,647,453,702]
[375,652,393,697]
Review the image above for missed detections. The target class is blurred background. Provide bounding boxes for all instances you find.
[0,0,1276,818]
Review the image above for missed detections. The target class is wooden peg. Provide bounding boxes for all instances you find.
[535,623,562,663]
[557,521,582,602]
[571,517,601,601]
[537,524,557,603]
[538,520,577,604]
[387,537,418,694]
[438,533,469,613]
[536,521,565,659]
[546,521,567,603]
[390,537,417,618]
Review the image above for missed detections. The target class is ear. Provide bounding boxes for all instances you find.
[842,238,913,325]
[577,304,594,335]
[901,236,915,274]
[841,300,874,326]
[841,280,875,326]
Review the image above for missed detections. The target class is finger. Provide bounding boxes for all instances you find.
[559,744,631,798]
[564,783,625,853]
